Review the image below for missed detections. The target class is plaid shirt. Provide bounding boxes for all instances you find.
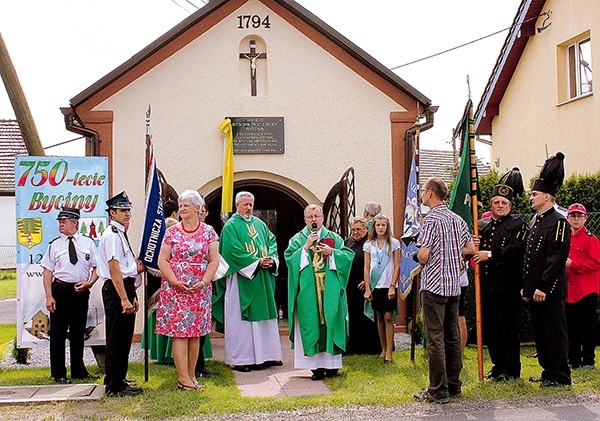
[417,204,470,297]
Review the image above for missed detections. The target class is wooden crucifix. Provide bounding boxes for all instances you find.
[239,40,267,96]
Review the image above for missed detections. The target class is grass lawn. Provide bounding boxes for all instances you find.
[0,325,598,420]
[0,269,17,300]
[0,323,15,359]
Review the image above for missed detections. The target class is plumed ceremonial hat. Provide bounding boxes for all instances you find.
[105,191,132,212]
[532,152,565,197]
[491,167,524,202]
[57,207,80,220]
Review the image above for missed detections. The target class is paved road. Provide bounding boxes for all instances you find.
[0,298,16,324]
[210,393,600,420]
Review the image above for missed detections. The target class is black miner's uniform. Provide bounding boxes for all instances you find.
[522,207,571,385]
[479,214,527,379]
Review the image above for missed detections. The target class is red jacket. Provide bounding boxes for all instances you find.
[566,227,600,303]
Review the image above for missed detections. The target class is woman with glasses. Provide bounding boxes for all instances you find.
[344,217,381,355]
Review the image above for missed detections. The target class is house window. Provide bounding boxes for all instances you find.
[567,38,592,99]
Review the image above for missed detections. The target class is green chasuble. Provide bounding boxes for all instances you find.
[213,213,279,333]
[285,226,354,357]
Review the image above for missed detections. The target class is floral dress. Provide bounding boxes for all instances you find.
[155,222,219,338]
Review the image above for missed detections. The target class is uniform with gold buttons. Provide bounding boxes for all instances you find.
[478,211,527,380]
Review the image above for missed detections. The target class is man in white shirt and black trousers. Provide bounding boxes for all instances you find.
[97,191,142,397]
[42,207,99,384]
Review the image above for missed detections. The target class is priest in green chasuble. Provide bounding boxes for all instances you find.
[285,204,354,381]
[213,192,282,372]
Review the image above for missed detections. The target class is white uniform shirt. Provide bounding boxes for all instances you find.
[40,233,98,283]
[97,221,138,280]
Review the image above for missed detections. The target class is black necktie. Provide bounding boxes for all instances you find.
[123,231,134,254]
[68,236,78,265]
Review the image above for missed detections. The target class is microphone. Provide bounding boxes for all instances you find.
[311,222,319,246]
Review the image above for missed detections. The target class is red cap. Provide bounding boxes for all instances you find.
[567,203,587,215]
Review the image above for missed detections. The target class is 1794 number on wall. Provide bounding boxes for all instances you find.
[237,14,270,29]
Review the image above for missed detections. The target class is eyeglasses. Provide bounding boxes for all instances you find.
[568,214,586,219]
[351,228,367,232]
[304,214,323,220]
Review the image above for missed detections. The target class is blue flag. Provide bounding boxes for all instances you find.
[399,154,420,300]
[139,149,165,272]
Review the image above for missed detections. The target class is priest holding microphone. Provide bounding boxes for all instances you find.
[285,204,354,380]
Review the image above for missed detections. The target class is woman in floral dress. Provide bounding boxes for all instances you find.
[156,190,219,390]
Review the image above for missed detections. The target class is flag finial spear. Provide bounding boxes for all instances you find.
[466,75,472,100]
[145,105,152,135]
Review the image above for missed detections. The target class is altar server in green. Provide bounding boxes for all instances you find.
[285,204,354,380]
[213,191,282,372]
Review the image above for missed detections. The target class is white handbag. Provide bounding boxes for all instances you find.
[213,254,229,280]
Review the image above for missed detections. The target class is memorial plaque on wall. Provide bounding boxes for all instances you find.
[230,117,284,154]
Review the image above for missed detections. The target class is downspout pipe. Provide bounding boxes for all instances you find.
[60,107,100,156]
[404,104,437,180]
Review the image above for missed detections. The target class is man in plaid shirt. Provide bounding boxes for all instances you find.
[414,177,474,404]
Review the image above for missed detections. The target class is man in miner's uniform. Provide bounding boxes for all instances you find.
[521,153,572,388]
[472,168,528,381]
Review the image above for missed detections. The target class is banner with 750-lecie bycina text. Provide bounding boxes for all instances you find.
[15,156,108,348]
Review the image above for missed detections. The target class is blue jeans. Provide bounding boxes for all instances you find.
[421,290,462,398]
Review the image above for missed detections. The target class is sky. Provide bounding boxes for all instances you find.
[0,0,522,159]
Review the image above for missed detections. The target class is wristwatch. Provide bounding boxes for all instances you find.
[486,251,492,259]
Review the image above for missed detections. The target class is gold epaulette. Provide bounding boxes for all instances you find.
[555,219,567,244]
[516,224,528,241]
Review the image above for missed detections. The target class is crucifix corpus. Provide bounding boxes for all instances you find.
[239,40,267,96]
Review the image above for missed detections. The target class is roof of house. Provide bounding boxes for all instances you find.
[420,149,490,186]
[0,120,28,194]
[70,0,430,109]
[474,0,546,135]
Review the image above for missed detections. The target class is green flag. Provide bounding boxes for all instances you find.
[448,99,478,232]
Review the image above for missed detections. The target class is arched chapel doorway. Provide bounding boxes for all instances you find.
[203,179,308,320]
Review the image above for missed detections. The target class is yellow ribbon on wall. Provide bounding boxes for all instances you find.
[219,118,234,213]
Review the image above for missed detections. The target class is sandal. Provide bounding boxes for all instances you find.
[177,381,198,391]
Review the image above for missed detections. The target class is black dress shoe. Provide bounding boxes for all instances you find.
[310,368,325,381]
[540,380,570,388]
[232,365,252,373]
[54,377,71,384]
[528,376,543,383]
[105,386,143,397]
[263,360,284,367]
[195,368,212,378]
[484,370,494,379]
[325,369,339,377]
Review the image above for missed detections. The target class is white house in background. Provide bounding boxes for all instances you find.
[0,119,28,269]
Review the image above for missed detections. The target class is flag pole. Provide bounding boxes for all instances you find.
[410,109,421,362]
[466,93,484,381]
[143,105,151,383]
